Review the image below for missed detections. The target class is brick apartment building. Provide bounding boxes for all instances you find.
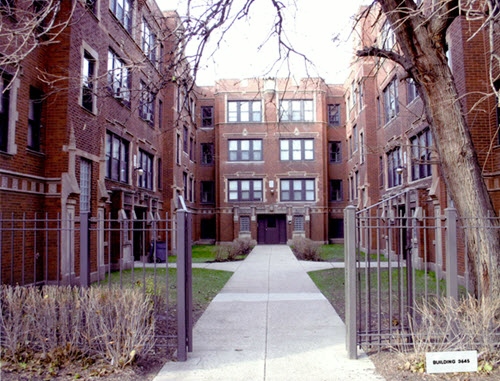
[192,78,347,244]
[0,0,193,284]
[344,4,500,277]
[1,0,499,285]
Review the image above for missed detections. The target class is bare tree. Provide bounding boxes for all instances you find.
[356,0,500,297]
[0,0,75,86]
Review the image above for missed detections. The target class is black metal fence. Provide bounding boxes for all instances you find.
[344,190,500,358]
[0,206,193,360]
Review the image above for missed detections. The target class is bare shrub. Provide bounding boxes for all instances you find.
[232,237,256,256]
[214,238,256,261]
[84,287,155,367]
[213,244,232,262]
[289,237,322,261]
[0,285,155,368]
[0,286,32,360]
[395,296,500,372]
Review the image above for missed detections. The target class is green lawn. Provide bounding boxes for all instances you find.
[308,266,466,323]
[319,244,387,262]
[94,266,232,316]
[168,244,248,263]
[168,244,216,263]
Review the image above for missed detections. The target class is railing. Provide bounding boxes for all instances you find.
[344,189,499,358]
[0,204,193,360]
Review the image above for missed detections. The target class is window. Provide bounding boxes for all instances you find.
[142,19,156,62]
[279,99,313,122]
[407,78,417,104]
[177,86,184,113]
[354,171,359,199]
[108,50,130,102]
[139,81,155,123]
[357,82,364,110]
[138,149,153,190]
[383,78,399,123]
[28,87,43,151]
[158,99,163,128]
[105,131,129,183]
[280,179,315,201]
[240,216,250,232]
[350,81,357,110]
[86,0,97,13]
[80,159,91,212]
[329,141,341,163]
[201,106,214,127]
[82,51,96,113]
[294,215,304,231]
[328,104,340,126]
[189,97,195,121]
[189,137,194,161]
[411,128,432,181]
[387,147,402,188]
[201,143,214,165]
[280,139,314,161]
[379,156,384,188]
[183,172,188,199]
[227,100,261,122]
[189,177,194,202]
[352,125,358,153]
[381,20,396,50]
[201,181,215,203]
[157,158,162,189]
[228,139,262,161]
[183,126,188,152]
[349,175,354,201]
[176,133,181,164]
[228,179,263,201]
[360,131,365,163]
[330,180,343,201]
[110,0,132,32]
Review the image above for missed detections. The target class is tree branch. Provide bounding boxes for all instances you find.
[357,46,413,70]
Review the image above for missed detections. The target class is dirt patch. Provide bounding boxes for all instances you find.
[369,350,499,380]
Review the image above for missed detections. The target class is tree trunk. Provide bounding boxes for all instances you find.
[370,0,500,297]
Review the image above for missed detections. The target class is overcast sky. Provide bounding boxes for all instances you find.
[156,0,367,85]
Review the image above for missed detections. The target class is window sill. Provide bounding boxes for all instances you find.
[26,148,45,157]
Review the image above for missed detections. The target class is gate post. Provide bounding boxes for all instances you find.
[344,205,357,359]
[445,208,458,299]
[176,196,193,361]
[80,211,90,288]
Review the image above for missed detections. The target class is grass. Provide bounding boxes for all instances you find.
[319,244,387,262]
[308,266,467,323]
[168,244,216,263]
[94,266,232,314]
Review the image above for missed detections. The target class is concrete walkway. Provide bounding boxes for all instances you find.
[153,245,385,381]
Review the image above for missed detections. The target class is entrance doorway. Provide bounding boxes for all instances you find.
[257,214,286,244]
[133,207,146,261]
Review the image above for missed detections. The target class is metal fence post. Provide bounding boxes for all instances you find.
[176,196,193,361]
[445,208,458,299]
[345,205,357,359]
[80,211,90,288]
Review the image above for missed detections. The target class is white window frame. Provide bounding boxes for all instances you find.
[280,139,314,161]
[279,99,314,122]
[227,100,261,123]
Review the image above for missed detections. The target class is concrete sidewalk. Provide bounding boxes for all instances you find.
[153,245,385,381]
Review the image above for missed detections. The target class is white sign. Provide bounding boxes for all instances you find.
[426,350,477,374]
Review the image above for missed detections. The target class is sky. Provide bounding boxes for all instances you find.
[156,0,367,85]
